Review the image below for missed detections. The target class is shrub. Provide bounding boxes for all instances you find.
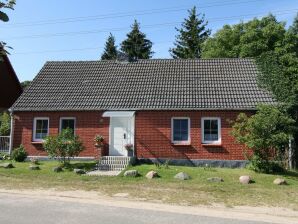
[0,152,10,160]
[231,105,295,173]
[43,128,84,165]
[246,154,284,173]
[0,112,10,136]
[12,145,28,162]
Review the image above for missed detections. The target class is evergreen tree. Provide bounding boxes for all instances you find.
[170,6,211,59]
[120,20,153,61]
[101,33,118,60]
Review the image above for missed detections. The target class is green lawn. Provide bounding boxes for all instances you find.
[0,160,297,209]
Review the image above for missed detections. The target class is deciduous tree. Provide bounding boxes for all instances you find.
[202,15,286,58]
[0,0,15,56]
[231,105,295,173]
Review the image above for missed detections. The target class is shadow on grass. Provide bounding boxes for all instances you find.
[63,162,97,171]
[283,170,298,178]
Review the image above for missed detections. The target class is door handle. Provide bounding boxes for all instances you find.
[123,133,126,139]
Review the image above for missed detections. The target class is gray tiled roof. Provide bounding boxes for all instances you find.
[11,59,275,111]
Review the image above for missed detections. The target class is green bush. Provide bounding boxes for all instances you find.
[246,154,284,173]
[232,105,295,173]
[0,112,10,136]
[43,128,84,165]
[12,145,28,162]
[0,152,10,160]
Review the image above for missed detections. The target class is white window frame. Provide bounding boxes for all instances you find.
[33,117,49,142]
[59,117,76,134]
[171,117,191,144]
[201,117,221,144]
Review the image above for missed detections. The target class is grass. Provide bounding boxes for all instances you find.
[0,160,297,209]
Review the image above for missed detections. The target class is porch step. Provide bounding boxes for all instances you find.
[97,156,133,171]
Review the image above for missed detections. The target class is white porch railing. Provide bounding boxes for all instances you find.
[0,136,10,153]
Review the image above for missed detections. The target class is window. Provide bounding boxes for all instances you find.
[59,117,76,134]
[171,117,190,144]
[201,117,221,144]
[33,117,49,142]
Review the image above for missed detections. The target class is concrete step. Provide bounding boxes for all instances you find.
[98,165,127,171]
[97,156,133,171]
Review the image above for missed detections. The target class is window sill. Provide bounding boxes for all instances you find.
[172,143,191,146]
[202,143,222,147]
[31,141,43,145]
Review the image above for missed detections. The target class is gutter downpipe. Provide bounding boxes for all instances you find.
[8,108,14,155]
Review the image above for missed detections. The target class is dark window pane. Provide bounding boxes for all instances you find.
[180,132,188,141]
[204,128,210,135]
[173,133,180,140]
[203,119,219,142]
[36,133,42,139]
[173,119,189,141]
[61,119,75,133]
[211,129,218,134]
[35,119,48,140]
[43,120,48,129]
[211,120,218,129]
[180,120,188,130]
[204,120,210,129]
[173,120,180,129]
[204,134,211,141]
[36,120,42,130]
[210,134,218,140]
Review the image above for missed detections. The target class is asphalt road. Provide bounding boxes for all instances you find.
[0,193,268,224]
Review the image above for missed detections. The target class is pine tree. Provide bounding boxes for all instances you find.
[101,33,118,60]
[170,6,211,59]
[120,20,153,61]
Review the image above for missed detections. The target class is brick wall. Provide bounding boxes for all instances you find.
[135,111,252,160]
[13,110,252,160]
[13,111,110,157]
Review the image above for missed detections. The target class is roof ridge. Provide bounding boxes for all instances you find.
[45,58,255,63]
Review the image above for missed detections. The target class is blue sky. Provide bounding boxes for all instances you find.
[1,0,298,81]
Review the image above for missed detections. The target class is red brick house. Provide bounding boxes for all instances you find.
[0,54,22,112]
[10,59,274,167]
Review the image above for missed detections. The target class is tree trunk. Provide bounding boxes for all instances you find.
[289,138,293,169]
[294,136,298,169]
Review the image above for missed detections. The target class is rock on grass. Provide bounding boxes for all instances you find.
[123,170,138,177]
[146,170,159,179]
[0,163,14,169]
[73,168,86,174]
[273,178,287,185]
[174,172,190,180]
[29,165,40,170]
[239,175,252,184]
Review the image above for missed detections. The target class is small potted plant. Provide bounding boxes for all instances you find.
[124,143,134,157]
[94,135,104,148]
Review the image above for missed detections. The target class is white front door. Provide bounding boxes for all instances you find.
[109,117,134,156]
